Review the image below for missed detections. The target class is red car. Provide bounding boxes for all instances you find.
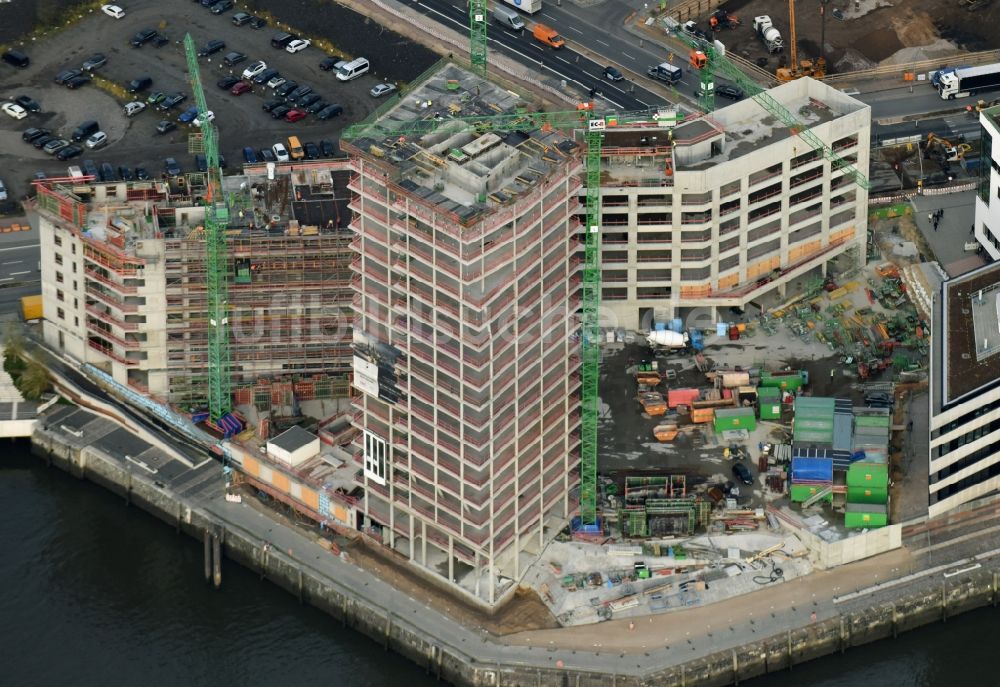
[284,108,307,122]
[230,81,252,96]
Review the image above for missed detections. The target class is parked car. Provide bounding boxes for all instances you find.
[223,51,247,66]
[303,142,320,160]
[147,91,166,104]
[82,53,107,71]
[274,81,298,97]
[242,60,267,80]
[100,162,116,181]
[118,166,134,181]
[297,93,321,109]
[270,104,292,119]
[84,131,108,149]
[716,84,744,100]
[2,102,27,120]
[178,106,200,124]
[266,75,286,89]
[285,39,311,54]
[22,128,51,143]
[731,461,753,485]
[319,56,342,71]
[71,120,99,141]
[101,4,125,18]
[83,160,99,178]
[54,69,82,84]
[316,103,343,120]
[2,50,30,69]
[261,98,283,112]
[253,68,279,85]
[65,75,91,89]
[210,0,234,14]
[135,166,150,180]
[159,93,187,110]
[164,157,182,176]
[131,28,157,47]
[230,81,252,95]
[232,12,252,26]
[369,82,396,98]
[13,95,40,112]
[286,85,313,102]
[217,76,239,90]
[319,139,336,157]
[153,33,170,48]
[270,32,297,49]
[865,391,893,407]
[193,111,215,127]
[127,76,153,93]
[0,179,5,201]
[248,16,266,29]
[284,108,307,123]
[123,101,146,117]
[56,145,83,161]
[242,146,258,163]
[258,148,276,162]
[43,138,70,154]
[306,99,328,114]
[195,154,208,172]
[156,120,177,134]
[33,135,57,149]
[271,142,289,162]
[198,40,226,57]
[603,65,624,82]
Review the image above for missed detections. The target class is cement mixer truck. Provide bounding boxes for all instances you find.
[646,329,690,350]
[753,15,783,53]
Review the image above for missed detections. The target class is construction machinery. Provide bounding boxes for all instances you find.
[469,0,488,77]
[775,0,825,81]
[668,24,870,192]
[752,15,784,53]
[925,132,971,163]
[183,33,233,423]
[709,8,741,30]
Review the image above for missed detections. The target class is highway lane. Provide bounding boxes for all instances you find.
[400,0,665,110]
[0,239,41,314]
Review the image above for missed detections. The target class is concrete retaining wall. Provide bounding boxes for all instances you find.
[30,427,1000,687]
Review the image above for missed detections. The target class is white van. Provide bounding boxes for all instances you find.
[336,57,369,82]
[493,5,525,31]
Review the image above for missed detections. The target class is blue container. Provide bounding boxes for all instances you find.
[716,322,729,336]
[791,456,834,482]
[670,318,683,332]
[655,322,667,331]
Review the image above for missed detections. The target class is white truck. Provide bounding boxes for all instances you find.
[501,0,541,14]
[752,15,783,53]
[646,330,690,349]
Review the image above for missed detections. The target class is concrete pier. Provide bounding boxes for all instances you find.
[30,406,1000,687]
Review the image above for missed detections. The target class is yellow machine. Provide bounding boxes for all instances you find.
[925,132,971,162]
[775,0,826,82]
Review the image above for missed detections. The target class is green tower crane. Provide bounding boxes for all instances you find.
[670,27,870,189]
[469,0,489,77]
[183,33,233,422]
[344,106,681,527]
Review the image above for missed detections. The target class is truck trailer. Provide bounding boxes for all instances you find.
[501,0,541,14]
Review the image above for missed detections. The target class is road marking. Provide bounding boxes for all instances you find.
[568,26,584,35]
[555,56,572,65]
[0,278,11,282]
[596,40,610,47]
[0,245,37,253]
[2,261,22,265]
[622,52,636,61]
[10,271,29,276]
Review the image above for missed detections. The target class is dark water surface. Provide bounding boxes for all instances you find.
[3,441,999,686]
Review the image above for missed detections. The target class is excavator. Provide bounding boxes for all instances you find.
[775,0,825,81]
[925,132,972,163]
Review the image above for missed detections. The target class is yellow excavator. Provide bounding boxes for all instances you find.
[775,0,826,82]
[925,132,972,163]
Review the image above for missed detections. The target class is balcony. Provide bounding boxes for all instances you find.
[85,305,138,331]
[88,340,138,366]
[85,268,137,294]
[86,286,138,313]
[87,321,141,349]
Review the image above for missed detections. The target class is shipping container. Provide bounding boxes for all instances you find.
[790,483,833,503]
[760,370,806,391]
[791,456,834,482]
[20,294,42,321]
[721,372,751,388]
[844,503,888,528]
[846,462,889,488]
[668,387,701,408]
[714,407,756,433]
[691,407,715,424]
[846,485,888,504]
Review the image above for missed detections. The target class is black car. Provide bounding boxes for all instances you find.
[297,93,321,109]
[198,40,226,57]
[56,145,83,161]
[99,163,117,182]
[319,56,342,71]
[270,104,292,119]
[303,142,320,160]
[316,104,343,120]
[865,391,893,407]
[319,139,336,157]
[135,166,151,180]
[118,166,134,181]
[164,157,182,176]
[717,84,744,100]
[253,68,279,85]
[261,98,283,112]
[159,93,187,110]
[603,65,624,82]
[131,28,157,47]
[732,461,753,486]
[286,85,312,102]
[306,99,328,114]
[83,160,99,178]
[153,34,170,47]
[65,75,91,89]
[248,16,266,29]
[223,51,247,66]
[22,127,50,143]
[81,53,107,71]
[243,146,258,163]
[270,32,297,49]
[274,81,297,97]
[156,119,177,134]
[258,148,276,162]
[199,0,215,6]
[195,154,208,172]
[14,95,40,112]
[127,76,153,93]
[210,0,234,13]
[54,69,82,84]
[33,134,57,149]
[217,76,240,90]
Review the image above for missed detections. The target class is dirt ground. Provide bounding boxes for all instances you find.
[693,0,1000,74]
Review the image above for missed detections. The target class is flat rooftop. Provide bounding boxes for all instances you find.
[344,62,578,224]
[941,261,1000,404]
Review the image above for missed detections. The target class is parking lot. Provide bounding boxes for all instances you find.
[0,0,411,199]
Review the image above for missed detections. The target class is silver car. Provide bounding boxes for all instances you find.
[43,138,70,154]
[370,82,396,98]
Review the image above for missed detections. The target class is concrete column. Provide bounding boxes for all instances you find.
[421,521,427,566]
[777,281,787,299]
[448,535,454,583]
[821,260,828,278]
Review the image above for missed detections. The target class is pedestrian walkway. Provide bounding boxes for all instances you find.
[910,190,985,277]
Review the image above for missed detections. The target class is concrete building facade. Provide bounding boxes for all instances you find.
[974,105,1000,259]
[929,261,1000,517]
[597,77,871,329]
[344,64,582,605]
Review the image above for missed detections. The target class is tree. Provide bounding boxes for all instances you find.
[20,359,51,401]
[2,322,25,368]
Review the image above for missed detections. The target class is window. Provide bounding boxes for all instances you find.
[363,430,387,485]
[55,253,63,266]
[57,307,65,320]
[57,289,64,302]
[980,128,993,203]
[56,271,63,284]
[54,235,62,247]
[72,262,77,273]
[71,244,76,255]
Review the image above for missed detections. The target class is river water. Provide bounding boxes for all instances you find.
[2,440,998,686]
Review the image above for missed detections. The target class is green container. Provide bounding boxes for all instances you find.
[844,503,888,528]
[761,371,805,391]
[847,485,888,504]
[759,402,782,420]
[714,407,757,433]
[847,462,889,489]
[757,387,782,420]
[790,483,833,503]
[855,415,891,428]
